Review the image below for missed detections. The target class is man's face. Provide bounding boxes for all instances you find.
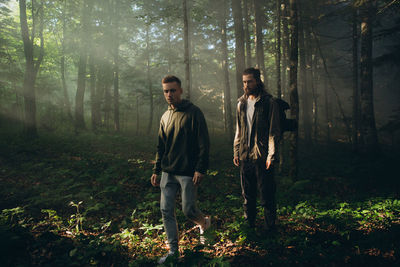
[162,81,183,106]
[242,74,258,96]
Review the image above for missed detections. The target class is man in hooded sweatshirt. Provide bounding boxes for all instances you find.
[150,75,211,264]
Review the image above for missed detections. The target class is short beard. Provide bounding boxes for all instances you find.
[245,85,262,97]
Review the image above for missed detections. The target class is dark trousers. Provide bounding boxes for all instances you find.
[240,160,276,227]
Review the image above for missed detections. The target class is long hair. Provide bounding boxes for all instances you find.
[243,67,265,95]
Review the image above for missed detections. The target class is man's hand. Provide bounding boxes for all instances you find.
[266,159,272,170]
[151,174,159,186]
[193,171,204,185]
[233,157,240,167]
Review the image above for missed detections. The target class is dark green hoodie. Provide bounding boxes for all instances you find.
[153,100,209,176]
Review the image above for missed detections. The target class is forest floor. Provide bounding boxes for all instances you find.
[0,131,399,266]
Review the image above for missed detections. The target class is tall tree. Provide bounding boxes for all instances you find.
[183,0,191,100]
[220,0,234,141]
[289,0,299,180]
[244,0,252,67]
[232,0,246,98]
[298,1,312,144]
[352,2,360,151]
[276,0,282,98]
[60,0,72,120]
[359,0,379,153]
[19,0,44,137]
[74,0,91,132]
[113,0,120,132]
[145,22,154,135]
[253,0,268,90]
[281,0,290,99]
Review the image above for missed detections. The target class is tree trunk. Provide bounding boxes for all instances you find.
[183,0,191,100]
[113,0,120,132]
[253,0,268,90]
[61,0,72,121]
[289,0,299,181]
[352,3,359,151]
[298,3,312,145]
[220,0,234,141]
[306,28,318,142]
[232,0,246,98]
[89,55,97,131]
[282,0,290,99]
[324,76,331,143]
[276,0,282,99]
[75,0,91,132]
[244,0,252,67]
[19,0,44,138]
[146,23,154,135]
[359,0,379,153]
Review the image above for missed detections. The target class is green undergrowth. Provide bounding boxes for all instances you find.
[0,131,399,266]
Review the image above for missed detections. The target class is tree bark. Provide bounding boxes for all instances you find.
[89,54,97,131]
[276,0,282,99]
[19,0,44,137]
[289,0,299,181]
[146,23,154,135]
[113,0,120,132]
[359,0,379,153]
[253,0,268,90]
[244,0,252,67]
[232,0,246,98]
[352,4,359,151]
[61,0,72,121]
[282,0,290,99]
[75,0,91,132]
[220,0,234,141]
[183,0,191,100]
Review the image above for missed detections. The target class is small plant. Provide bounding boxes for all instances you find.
[69,201,85,233]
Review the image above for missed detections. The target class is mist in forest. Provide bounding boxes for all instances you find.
[0,0,399,150]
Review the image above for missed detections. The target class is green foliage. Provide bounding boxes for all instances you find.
[0,133,399,265]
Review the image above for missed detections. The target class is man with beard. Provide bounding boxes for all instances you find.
[233,67,281,233]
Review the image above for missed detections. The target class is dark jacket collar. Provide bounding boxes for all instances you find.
[168,99,193,111]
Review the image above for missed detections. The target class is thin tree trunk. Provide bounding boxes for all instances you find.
[75,0,91,132]
[232,0,246,98]
[276,0,282,99]
[89,54,97,131]
[183,0,191,100]
[306,29,318,142]
[282,0,290,99]
[61,0,72,120]
[244,0,252,67]
[298,3,312,145]
[113,0,120,132]
[136,95,140,135]
[146,24,154,135]
[324,76,331,143]
[220,0,234,141]
[253,0,268,90]
[289,0,299,181]
[359,0,378,153]
[352,2,359,151]
[19,0,44,137]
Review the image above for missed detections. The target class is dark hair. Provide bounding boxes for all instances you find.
[162,75,181,87]
[243,67,265,94]
[243,67,262,83]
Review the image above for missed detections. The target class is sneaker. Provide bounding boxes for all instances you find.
[199,216,211,244]
[157,250,178,265]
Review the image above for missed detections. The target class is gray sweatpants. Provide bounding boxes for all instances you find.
[160,172,204,251]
